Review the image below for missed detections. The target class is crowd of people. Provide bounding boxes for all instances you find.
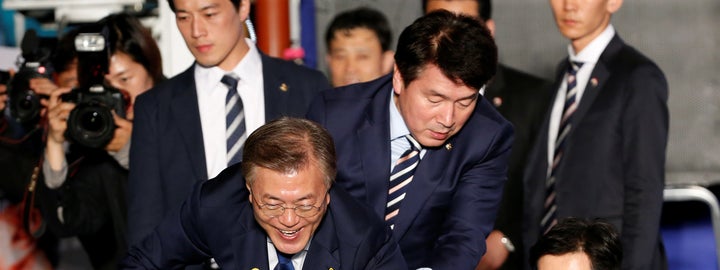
[0,0,667,269]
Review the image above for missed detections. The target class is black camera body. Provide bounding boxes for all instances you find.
[62,31,127,149]
[7,30,53,125]
[62,84,126,149]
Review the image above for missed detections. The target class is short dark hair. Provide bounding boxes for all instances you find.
[167,0,241,12]
[394,10,497,91]
[530,218,622,270]
[325,7,393,52]
[51,28,80,74]
[241,117,337,188]
[422,0,492,21]
[98,13,165,84]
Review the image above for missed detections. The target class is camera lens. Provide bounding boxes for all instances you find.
[10,89,41,124]
[66,104,115,148]
[80,110,106,133]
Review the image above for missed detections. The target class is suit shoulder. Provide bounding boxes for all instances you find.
[197,164,248,208]
[500,65,549,86]
[262,56,328,82]
[611,42,664,75]
[318,73,393,101]
[135,66,194,104]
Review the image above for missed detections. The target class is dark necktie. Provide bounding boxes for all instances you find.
[385,135,422,230]
[541,61,583,235]
[274,251,294,270]
[221,74,246,167]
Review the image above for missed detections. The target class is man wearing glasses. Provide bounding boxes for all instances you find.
[122,117,407,269]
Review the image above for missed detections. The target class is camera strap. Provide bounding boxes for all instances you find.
[21,156,46,239]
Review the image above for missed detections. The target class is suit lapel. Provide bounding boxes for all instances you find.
[357,83,393,217]
[568,35,623,130]
[232,210,271,270]
[170,65,208,180]
[261,53,289,121]
[303,210,341,270]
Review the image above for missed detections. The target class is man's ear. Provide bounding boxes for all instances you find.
[607,0,623,14]
[246,184,253,203]
[382,51,395,75]
[238,0,252,21]
[392,64,404,95]
[485,19,496,37]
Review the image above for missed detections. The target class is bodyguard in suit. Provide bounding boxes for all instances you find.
[127,0,330,245]
[123,117,407,269]
[522,0,668,269]
[307,11,514,269]
[424,1,553,269]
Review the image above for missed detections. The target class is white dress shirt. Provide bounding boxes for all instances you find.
[195,38,265,179]
[266,237,310,269]
[547,25,616,173]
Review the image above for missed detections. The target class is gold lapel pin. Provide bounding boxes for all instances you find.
[445,143,453,151]
[251,268,259,270]
[590,78,598,87]
[280,83,288,92]
[329,268,335,270]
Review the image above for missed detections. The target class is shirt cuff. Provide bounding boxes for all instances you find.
[108,137,130,170]
[43,156,68,189]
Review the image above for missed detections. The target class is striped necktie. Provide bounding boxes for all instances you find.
[385,135,422,230]
[221,74,246,167]
[541,61,583,234]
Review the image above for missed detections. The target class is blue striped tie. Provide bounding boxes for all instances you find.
[221,74,245,167]
[385,135,422,230]
[541,61,583,234]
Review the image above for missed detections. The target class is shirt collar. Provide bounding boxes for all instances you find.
[389,89,410,141]
[568,24,615,64]
[194,38,262,89]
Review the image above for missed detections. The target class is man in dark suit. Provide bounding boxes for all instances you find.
[522,0,668,269]
[424,1,553,269]
[307,11,514,269]
[123,117,407,269]
[128,0,330,245]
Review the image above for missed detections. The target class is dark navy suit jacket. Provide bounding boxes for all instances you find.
[121,165,408,270]
[523,35,668,270]
[306,74,514,269]
[128,53,330,245]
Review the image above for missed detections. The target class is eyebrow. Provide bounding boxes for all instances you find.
[177,3,219,13]
[264,194,316,204]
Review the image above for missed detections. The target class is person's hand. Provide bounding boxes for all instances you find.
[46,87,75,145]
[105,111,132,152]
[32,77,60,118]
[476,230,510,270]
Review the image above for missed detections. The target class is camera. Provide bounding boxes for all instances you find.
[7,30,53,124]
[62,31,127,149]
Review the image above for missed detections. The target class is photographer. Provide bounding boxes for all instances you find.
[40,13,163,269]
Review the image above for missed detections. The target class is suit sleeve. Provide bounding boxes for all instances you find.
[430,121,514,269]
[121,182,210,269]
[358,223,408,269]
[620,64,668,270]
[127,93,165,246]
